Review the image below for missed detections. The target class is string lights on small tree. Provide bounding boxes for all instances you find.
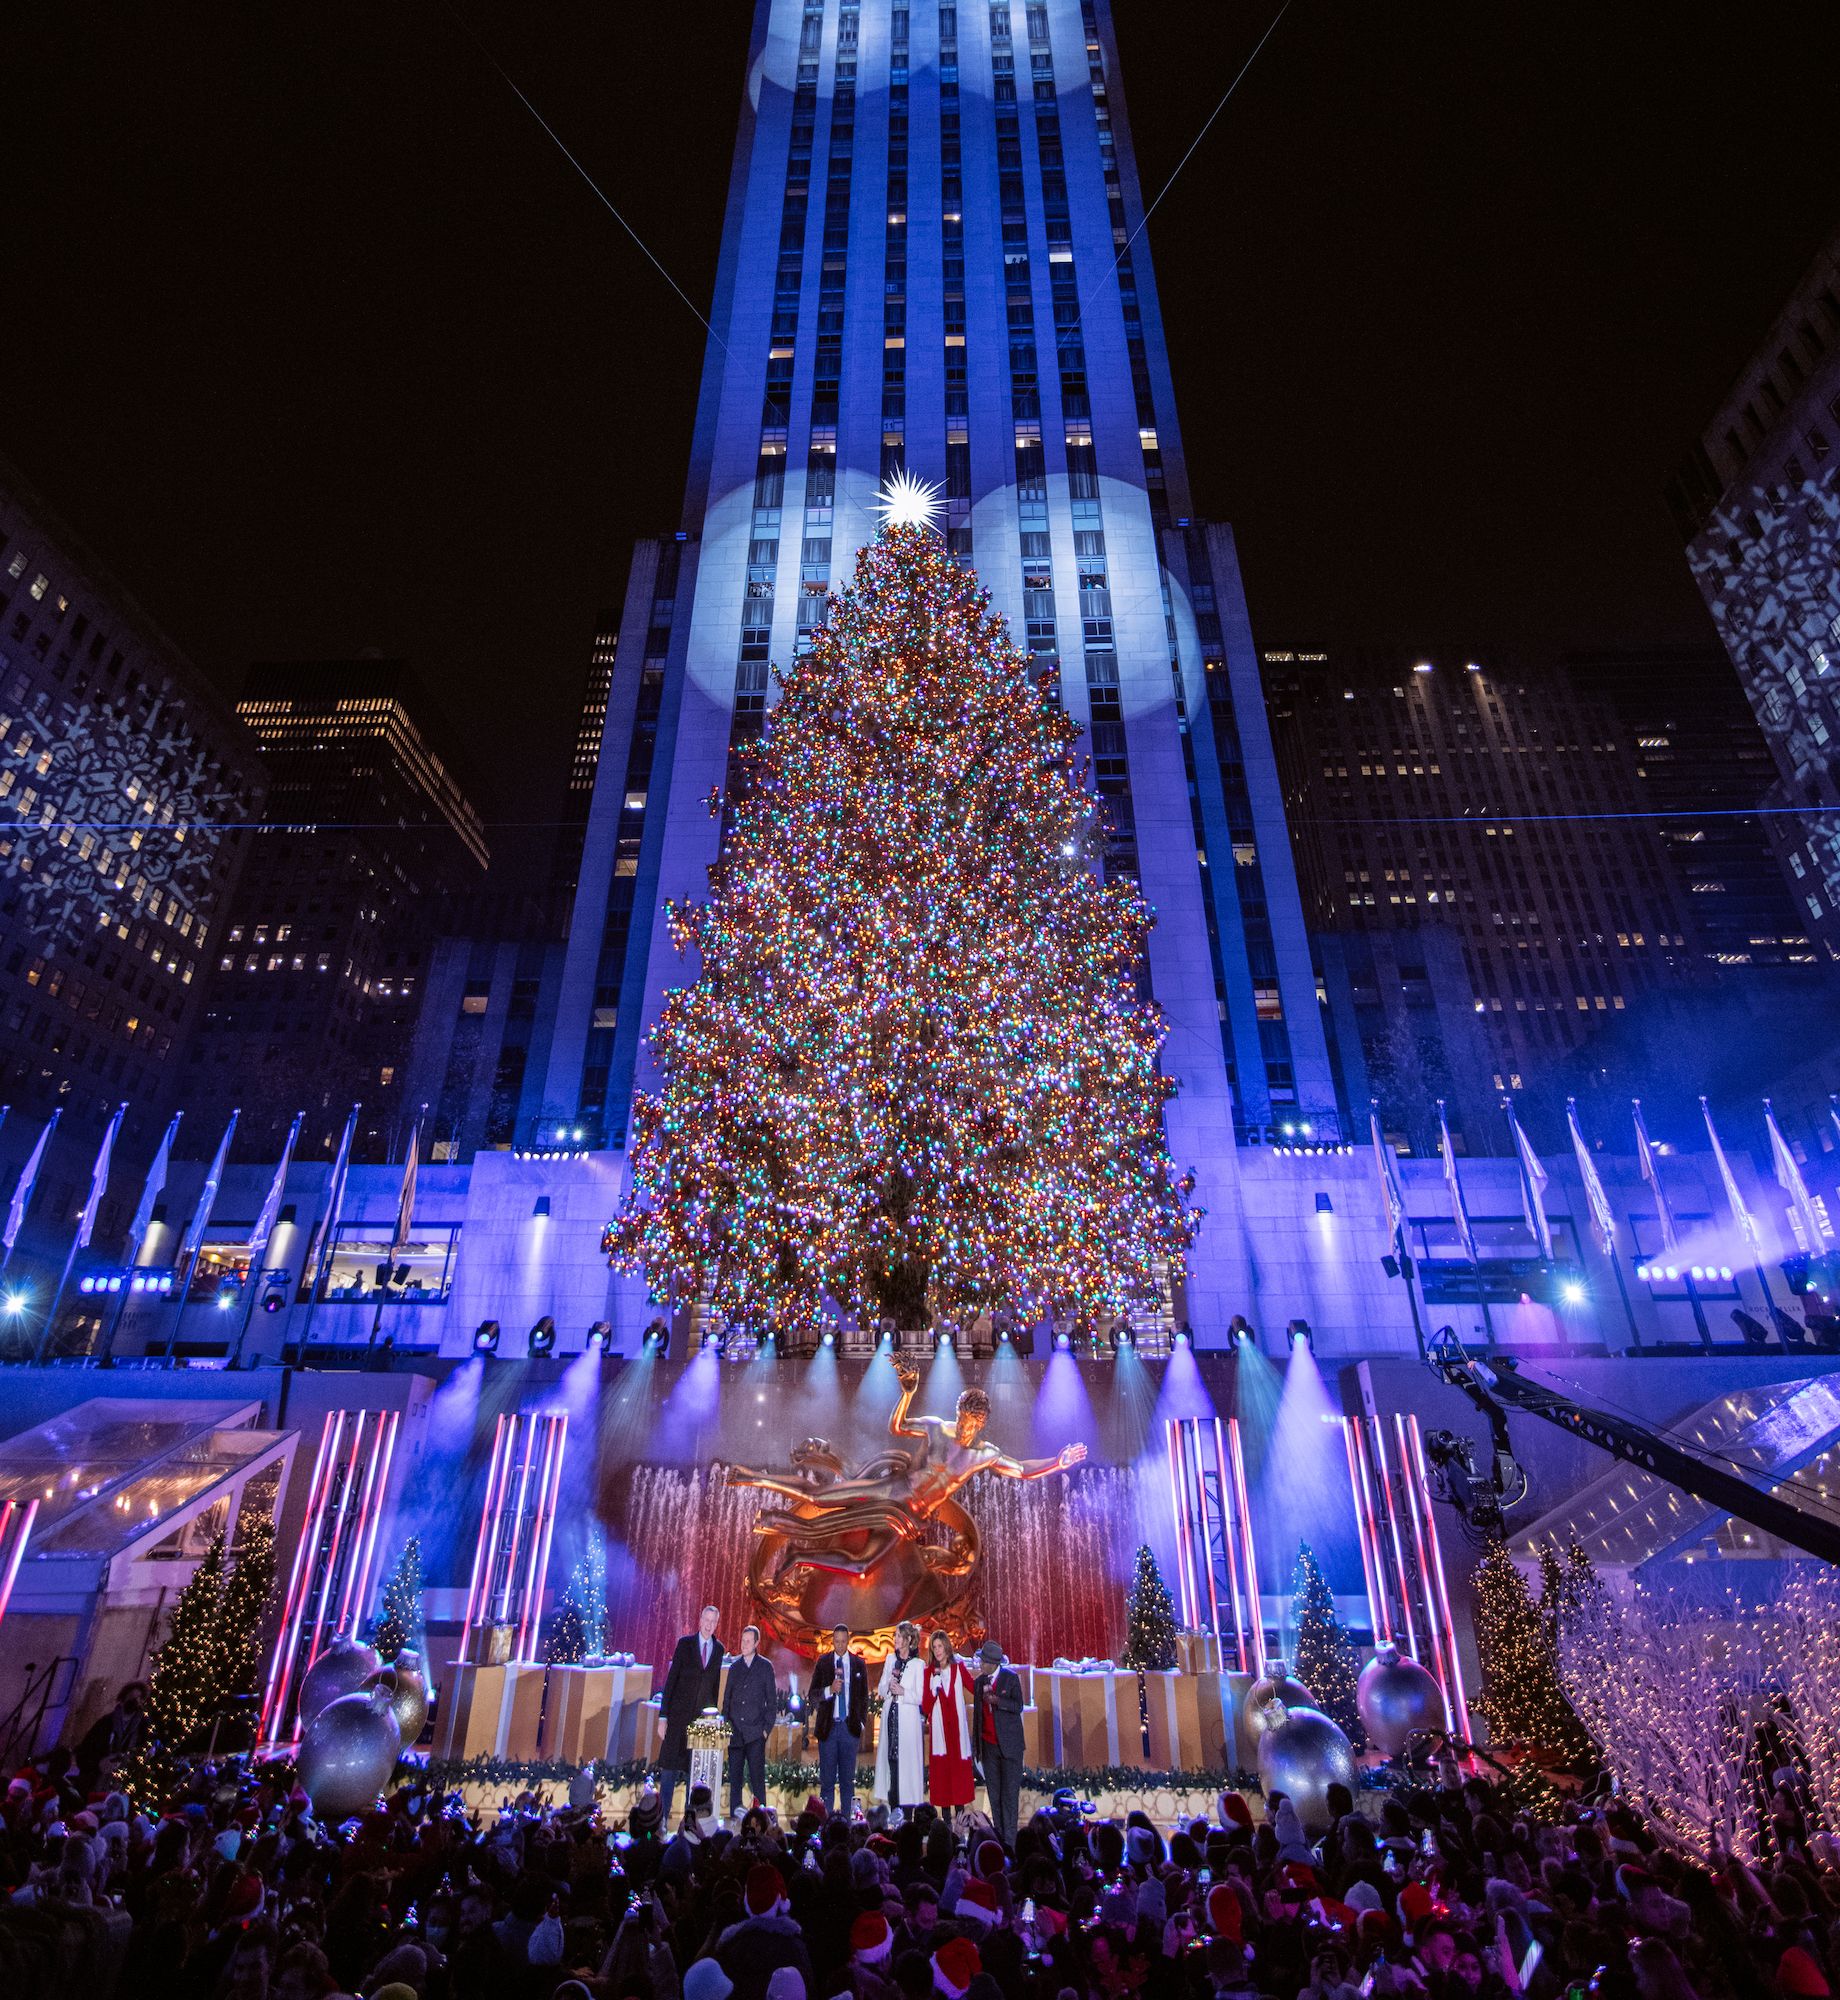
[547,1543,608,1666]
[1291,1541,1364,1746]
[607,508,1199,1338]
[1121,1544,1178,1672]
[1472,1535,1580,1750]
[374,1537,424,1660]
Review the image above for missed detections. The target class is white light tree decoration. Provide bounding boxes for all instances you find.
[1776,1567,1840,1836]
[1558,1578,1782,1861]
[0,696,236,949]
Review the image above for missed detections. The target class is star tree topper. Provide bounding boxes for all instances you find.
[873,469,944,533]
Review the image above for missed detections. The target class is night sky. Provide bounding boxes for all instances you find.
[2,0,1837,846]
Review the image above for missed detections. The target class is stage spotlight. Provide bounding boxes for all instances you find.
[1174,1326,1191,1347]
[821,1329,835,1348]
[1228,1314,1255,1347]
[936,1327,950,1348]
[1115,1324,1135,1349]
[262,1292,284,1314]
[1732,1308,1772,1350]
[474,1320,501,1353]
[585,1320,613,1353]
[641,1317,672,1356]
[532,1194,552,1218]
[1314,1192,1333,1214]
[528,1316,557,1357]
[1055,1331,1072,1351]
[1560,1280,1586,1306]
[1286,1317,1312,1352]
[997,1325,1011,1343]
[2,1290,26,1317]
[1771,1305,1811,1351]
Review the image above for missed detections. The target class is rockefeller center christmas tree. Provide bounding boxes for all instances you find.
[1292,1542,1364,1746]
[610,500,1199,1337]
[1122,1543,1179,1672]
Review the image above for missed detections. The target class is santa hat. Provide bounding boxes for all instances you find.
[1220,1791,1254,1831]
[222,1873,265,1924]
[1778,1949,1831,1999]
[852,1912,893,1965]
[1207,1883,1244,1942]
[955,1878,1000,1929]
[1357,1910,1399,1948]
[804,1794,828,1821]
[975,1838,1006,1880]
[1278,1861,1320,1898]
[932,1938,982,1998]
[745,1862,788,1917]
[1399,1882,1435,1929]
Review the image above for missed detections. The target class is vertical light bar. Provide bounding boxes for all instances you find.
[347,1410,401,1642]
[1343,1416,1388,1645]
[515,1415,559,1659]
[303,1412,367,1679]
[1405,1414,1471,1740]
[261,1407,341,1740]
[1392,1412,1452,1727]
[334,1411,387,1633]
[458,1413,513,1658]
[1211,1415,1247,1671]
[1193,1421,1225,1649]
[518,1413,569,1662]
[1226,1418,1264,1677]
[1165,1418,1197,1627]
[1368,1417,1420,1657]
[496,1414,541,1629]
[0,1497,37,1629]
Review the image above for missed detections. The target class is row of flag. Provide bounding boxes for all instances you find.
[1372,1095,1840,1270]
[0,1099,425,1301]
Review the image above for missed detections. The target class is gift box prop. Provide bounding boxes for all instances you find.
[259,1407,403,1744]
[432,1410,570,1762]
[543,1655,653,1763]
[1343,1405,1469,1740]
[1140,1666,1258,1772]
[1036,1660,1148,1770]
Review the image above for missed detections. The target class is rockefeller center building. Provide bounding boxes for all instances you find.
[546,0,1337,1345]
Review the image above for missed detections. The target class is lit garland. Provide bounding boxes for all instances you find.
[609,521,1199,1336]
[1291,1541,1364,1747]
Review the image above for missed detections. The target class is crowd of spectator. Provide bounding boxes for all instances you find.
[3,1697,1837,2000]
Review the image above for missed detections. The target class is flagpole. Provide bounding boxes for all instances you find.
[163,1109,239,1365]
[296,1105,360,1364]
[1441,1100,1493,1343]
[1702,1095,1777,1315]
[232,1112,303,1367]
[31,1234,84,1366]
[369,1105,425,1354]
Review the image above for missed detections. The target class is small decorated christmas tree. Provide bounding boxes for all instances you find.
[1473,1533,1585,1752]
[144,1532,227,1755]
[374,1537,423,1660]
[1121,1543,1179,1671]
[1292,1542,1364,1746]
[547,1541,607,1665]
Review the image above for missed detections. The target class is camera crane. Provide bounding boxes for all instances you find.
[1421,1330,1840,1566]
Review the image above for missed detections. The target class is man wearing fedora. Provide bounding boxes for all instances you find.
[971,1637,1025,1852]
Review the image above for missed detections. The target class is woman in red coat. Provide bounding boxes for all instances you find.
[920,1628,976,1813]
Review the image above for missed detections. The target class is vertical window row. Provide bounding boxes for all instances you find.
[1080,3,1165,524]
[882,7,910,485]
[940,6,971,559]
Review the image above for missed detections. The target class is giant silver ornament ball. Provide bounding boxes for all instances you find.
[1256,1703,1358,1831]
[297,1688,401,1820]
[1356,1642,1442,1758]
[1242,1659,1314,1740]
[382,1649,430,1748]
[298,1633,380,1727]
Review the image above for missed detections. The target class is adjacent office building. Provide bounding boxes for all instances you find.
[543,0,1338,1333]
[1263,647,1695,1098]
[183,662,489,1164]
[1666,225,1840,960]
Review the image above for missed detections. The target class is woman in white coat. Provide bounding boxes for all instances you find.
[872,1620,925,1810]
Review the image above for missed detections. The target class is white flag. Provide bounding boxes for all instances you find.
[1370,1103,1406,1249]
[1439,1100,1480,1264]
[1505,1098,1553,1261]
[1566,1099,1618,1258]
[1632,1100,1678,1254]
[309,1105,361,1293]
[1701,1097,1768,1264]
[177,1110,237,1270]
[389,1110,423,1262]
[74,1102,126,1250]
[4,1111,59,1254]
[249,1113,304,1269]
[1766,1100,1828,1256]
[125,1112,181,1266]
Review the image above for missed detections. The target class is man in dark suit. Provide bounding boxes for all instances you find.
[806,1620,868,1821]
[972,1638,1026,1852]
[721,1622,777,1815]
[655,1603,723,1824]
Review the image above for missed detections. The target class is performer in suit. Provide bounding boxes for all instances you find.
[807,1621,869,1821]
[655,1603,723,1824]
[720,1623,777,1814]
[872,1620,925,1810]
[972,1638,1026,1852]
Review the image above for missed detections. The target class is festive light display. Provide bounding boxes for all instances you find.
[1165,1415,1263,1672]
[0,1496,36,1634]
[1291,1541,1364,1747]
[457,1410,569,1664]
[547,1534,608,1666]
[1121,1543,1178,1673]
[1472,1535,1580,1752]
[373,1536,423,1661]
[609,520,1198,1337]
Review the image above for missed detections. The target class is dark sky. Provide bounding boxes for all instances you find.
[2,0,1837,845]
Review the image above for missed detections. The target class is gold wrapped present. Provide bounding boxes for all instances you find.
[1174,1631,1226,1675]
[543,1665,618,1763]
[1040,1662,1144,1769]
[432,1657,544,1761]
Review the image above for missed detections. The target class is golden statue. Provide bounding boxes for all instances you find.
[723,1359,1088,1658]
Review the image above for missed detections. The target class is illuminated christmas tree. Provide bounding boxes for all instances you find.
[609,501,1199,1336]
[144,1532,227,1756]
[1473,1534,1584,1752]
[1122,1544,1178,1672]
[217,1508,277,1703]
[374,1537,423,1659]
[1291,1542,1364,1746]
[547,1538,607,1665]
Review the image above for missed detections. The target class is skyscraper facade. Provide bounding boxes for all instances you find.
[547,1,1335,1331]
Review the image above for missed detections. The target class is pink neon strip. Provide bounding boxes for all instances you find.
[310,1412,368,1668]
[520,1414,569,1662]
[497,1416,540,1629]
[334,1412,385,1632]
[459,1415,512,1653]
[1343,1418,1388,1646]
[348,1411,400,1640]
[1405,1415,1471,1741]
[1368,1418,1419,1658]
[515,1416,558,1659]
[1194,1423,1224,1647]
[263,1409,345,1739]
[1392,1413,1451,1727]
[1210,1416,1245,1669]
[0,1498,37,1628]
[1227,1418,1264,1677]
[1351,1420,1395,1645]
[1165,1421,1196,1627]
